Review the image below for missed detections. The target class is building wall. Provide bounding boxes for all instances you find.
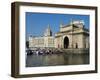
[44,36,55,47]
[29,32,89,49]
[55,36,63,48]
[29,36,55,48]
[29,37,44,48]
[72,34,84,48]
[60,25,72,32]
[29,21,89,49]
[55,31,89,49]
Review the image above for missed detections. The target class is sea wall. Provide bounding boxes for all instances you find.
[63,48,89,54]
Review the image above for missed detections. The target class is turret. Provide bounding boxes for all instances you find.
[44,24,52,36]
[72,20,85,29]
[60,21,64,28]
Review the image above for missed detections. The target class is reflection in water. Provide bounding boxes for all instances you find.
[26,53,89,67]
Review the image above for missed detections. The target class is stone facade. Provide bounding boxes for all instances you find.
[29,25,55,48]
[55,20,89,48]
[29,20,89,49]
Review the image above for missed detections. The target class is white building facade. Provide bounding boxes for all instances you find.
[29,25,55,48]
[28,20,89,49]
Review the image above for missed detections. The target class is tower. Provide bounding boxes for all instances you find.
[60,21,63,28]
[44,24,52,37]
[59,21,64,32]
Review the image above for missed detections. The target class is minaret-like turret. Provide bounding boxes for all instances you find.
[59,21,64,31]
[72,20,85,29]
[70,18,73,25]
[60,21,63,28]
[44,24,52,37]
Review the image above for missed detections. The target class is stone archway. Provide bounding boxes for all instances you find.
[64,36,69,48]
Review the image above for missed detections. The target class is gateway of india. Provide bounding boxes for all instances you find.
[29,20,89,49]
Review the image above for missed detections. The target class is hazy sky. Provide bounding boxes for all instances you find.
[26,12,89,37]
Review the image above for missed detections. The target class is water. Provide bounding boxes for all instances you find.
[26,53,89,67]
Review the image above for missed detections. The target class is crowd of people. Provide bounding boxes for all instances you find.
[26,48,63,55]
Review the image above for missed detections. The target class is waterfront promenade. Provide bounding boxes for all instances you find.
[26,48,89,67]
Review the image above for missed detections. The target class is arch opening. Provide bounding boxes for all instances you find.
[64,36,69,48]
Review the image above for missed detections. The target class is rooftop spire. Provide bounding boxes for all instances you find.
[47,24,50,28]
[44,24,52,36]
[70,18,73,25]
[60,21,63,27]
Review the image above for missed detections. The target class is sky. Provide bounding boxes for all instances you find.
[26,12,89,37]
